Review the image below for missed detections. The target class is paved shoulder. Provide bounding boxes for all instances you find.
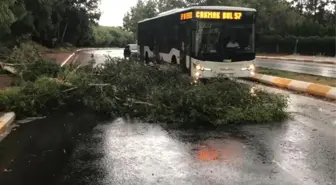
[254,59,336,77]
[256,55,336,64]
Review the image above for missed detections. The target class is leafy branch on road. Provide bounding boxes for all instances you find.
[0,57,289,126]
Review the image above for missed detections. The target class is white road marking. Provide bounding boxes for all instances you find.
[61,53,75,67]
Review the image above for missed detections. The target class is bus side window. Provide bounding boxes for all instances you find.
[191,30,195,55]
[173,25,179,48]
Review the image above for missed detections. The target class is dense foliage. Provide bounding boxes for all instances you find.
[124,0,336,56]
[91,26,134,47]
[0,0,100,47]
[0,58,288,125]
[0,0,134,49]
[257,36,335,56]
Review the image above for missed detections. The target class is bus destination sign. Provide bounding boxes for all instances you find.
[180,12,193,20]
[180,11,243,20]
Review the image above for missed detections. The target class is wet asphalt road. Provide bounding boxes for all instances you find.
[74,48,124,67]
[0,49,335,185]
[255,59,336,78]
[79,49,336,78]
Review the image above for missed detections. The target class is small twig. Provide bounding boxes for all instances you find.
[0,62,24,66]
[89,83,110,86]
[133,101,155,107]
[53,78,73,86]
[114,96,122,101]
[62,87,78,93]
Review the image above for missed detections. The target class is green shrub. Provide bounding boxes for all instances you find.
[257,35,335,56]
[0,77,64,117]
[21,59,60,82]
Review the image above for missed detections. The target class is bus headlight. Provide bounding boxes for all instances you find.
[195,64,211,71]
[248,64,255,71]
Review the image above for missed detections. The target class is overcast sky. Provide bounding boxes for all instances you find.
[98,0,335,27]
[99,0,138,27]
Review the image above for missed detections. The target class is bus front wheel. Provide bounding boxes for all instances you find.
[180,57,188,73]
[145,52,149,64]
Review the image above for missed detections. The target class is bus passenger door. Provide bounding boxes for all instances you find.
[186,28,191,72]
[179,23,191,72]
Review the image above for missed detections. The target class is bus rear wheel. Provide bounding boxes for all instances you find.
[171,56,177,65]
[145,52,149,64]
[188,59,191,76]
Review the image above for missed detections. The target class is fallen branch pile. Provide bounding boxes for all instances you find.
[0,57,289,126]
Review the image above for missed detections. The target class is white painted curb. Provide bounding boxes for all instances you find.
[60,48,97,67]
[252,73,336,100]
[0,112,15,134]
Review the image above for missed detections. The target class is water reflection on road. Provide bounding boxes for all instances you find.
[53,116,335,185]
[76,48,124,67]
[255,59,336,78]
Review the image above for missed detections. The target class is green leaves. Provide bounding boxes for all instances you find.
[0,0,101,47]
[257,35,335,56]
[0,0,16,38]
[123,0,187,35]
[123,0,159,34]
[92,26,134,47]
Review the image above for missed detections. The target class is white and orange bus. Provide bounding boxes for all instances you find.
[137,6,256,79]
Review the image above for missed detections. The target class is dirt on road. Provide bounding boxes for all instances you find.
[0,75,13,89]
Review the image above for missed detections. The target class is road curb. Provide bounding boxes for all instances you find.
[251,73,336,100]
[256,56,336,65]
[60,49,83,67]
[60,48,97,67]
[0,112,15,135]
[60,47,122,67]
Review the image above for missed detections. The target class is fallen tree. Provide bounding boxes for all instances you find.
[0,57,289,126]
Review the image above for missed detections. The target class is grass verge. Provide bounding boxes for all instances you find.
[257,67,336,87]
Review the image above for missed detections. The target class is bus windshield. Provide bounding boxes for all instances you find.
[193,20,254,62]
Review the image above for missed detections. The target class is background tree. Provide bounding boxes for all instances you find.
[92,26,134,47]
[123,0,158,34]
[0,0,16,39]
[1,0,103,48]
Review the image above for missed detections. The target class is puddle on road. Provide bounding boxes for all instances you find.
[195,139,244,162]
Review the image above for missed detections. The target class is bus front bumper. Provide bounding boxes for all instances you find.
[191,60,256,79]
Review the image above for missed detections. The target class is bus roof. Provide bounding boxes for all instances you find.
[138,6,256,23]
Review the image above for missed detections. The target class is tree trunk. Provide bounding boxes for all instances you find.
[61,22,69,43]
